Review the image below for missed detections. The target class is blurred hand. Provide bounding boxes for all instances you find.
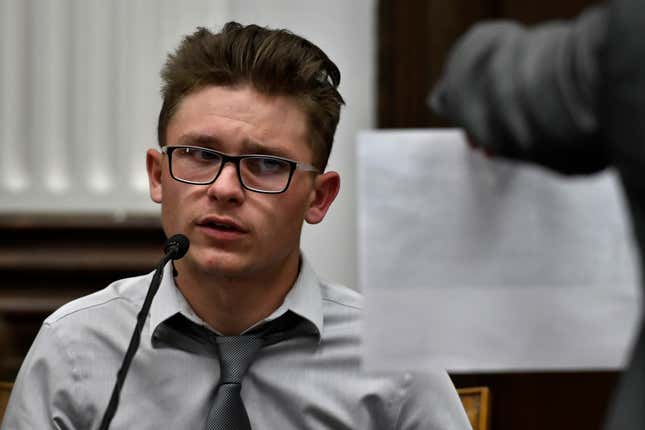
[465,133,495,158]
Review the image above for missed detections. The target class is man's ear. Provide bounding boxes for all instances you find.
[305,171,340,224]
[146,148,163,204]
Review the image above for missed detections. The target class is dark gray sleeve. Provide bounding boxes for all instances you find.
[430,6,609,174]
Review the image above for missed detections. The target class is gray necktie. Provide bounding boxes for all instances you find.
[152,312,315,430]
[204,335,263,430]
[205,312,314,430]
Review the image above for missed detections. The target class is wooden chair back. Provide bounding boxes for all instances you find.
[0,382,13,424]
[458,386,491,430]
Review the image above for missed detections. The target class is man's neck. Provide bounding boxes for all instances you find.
[173,257,300,335]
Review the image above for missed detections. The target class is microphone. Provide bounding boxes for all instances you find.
[164,233,190,259]
[98,234,190,430]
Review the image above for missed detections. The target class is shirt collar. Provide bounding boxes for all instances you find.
[148,254,323,341]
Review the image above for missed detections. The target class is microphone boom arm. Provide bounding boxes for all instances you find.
[98,234,189,430]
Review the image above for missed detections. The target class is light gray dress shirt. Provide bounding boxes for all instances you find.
[2,256,471,429]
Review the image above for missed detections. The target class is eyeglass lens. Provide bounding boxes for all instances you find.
[171,147,292,192]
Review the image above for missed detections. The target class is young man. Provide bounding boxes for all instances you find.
[2,23,470,429]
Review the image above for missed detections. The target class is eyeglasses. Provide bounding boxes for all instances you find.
[161,145,321,194]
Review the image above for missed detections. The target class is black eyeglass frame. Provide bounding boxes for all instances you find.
[161,145,321,194]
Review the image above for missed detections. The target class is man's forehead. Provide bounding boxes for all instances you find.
[167,85,312,159]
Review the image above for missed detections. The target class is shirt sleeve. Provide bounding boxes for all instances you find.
[393,370,472,430]
[430,6,609,175]
[1,323,87,430]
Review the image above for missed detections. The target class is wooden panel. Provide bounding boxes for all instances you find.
[377,0,598,129]
[0,214,165,380]
[378,0,497,128]
[458,386,491,430]
[0,382,13,424]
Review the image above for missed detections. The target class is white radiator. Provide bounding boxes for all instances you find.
[0,0,229,214]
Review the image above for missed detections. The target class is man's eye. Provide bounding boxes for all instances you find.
[188,149,218,161]
[259,159,283,170]
[246,158,288,174]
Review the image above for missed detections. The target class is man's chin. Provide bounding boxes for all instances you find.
[189,250,253,278]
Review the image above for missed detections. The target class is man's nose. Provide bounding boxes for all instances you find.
[206,162,245,202]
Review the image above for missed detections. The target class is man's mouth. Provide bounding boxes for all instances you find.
[197,217,247,236]
[203,220,240,231]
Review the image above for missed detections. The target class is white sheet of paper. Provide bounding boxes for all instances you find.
[358,129,642,373]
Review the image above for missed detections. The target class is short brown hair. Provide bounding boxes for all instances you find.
[158,22,345,170]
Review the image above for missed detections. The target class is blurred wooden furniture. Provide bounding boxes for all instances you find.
[458,386,491,430]
[0,214,165,381]
[0,382,13,424]
[451,372,618,430]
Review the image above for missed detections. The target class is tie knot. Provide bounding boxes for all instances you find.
[215,335,263,383]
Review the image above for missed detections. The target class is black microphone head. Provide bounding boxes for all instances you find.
[164,234,190,259]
